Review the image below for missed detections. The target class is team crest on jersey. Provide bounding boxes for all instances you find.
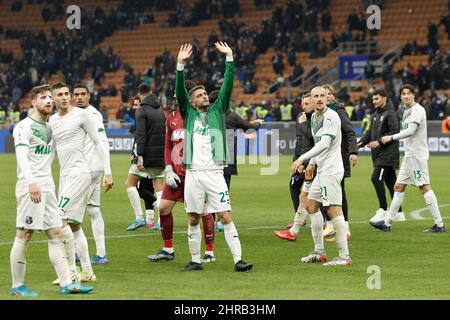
[25,216,33,225]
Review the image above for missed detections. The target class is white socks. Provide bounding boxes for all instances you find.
[332,215,350,259]
[146,209,155,225]
[48,239,72,287]
[127,187,144,220]
[424,190,444,227]
[310,211,324,253]
[155,191,162,225]
[73,228,93,275]
[87,206,106,257]
[10,237,28,288]
[188,224,202,264]
[386,192,405,225]
[223,222,242,264]
[290,207,308,235]
[61,225,77,277]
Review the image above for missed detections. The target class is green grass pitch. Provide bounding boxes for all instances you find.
[0,154,449,300]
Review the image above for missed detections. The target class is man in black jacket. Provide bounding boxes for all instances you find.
[323,84,358,241]
[274,92,314,241]
[134,83,166,228]
[125,96,158,232]
[209,90,263,232]
[357,89,404,223]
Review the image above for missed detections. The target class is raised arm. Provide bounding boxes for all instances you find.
[215,42,234,113]
[176,44,193,119]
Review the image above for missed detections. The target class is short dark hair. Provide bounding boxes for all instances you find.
[138,83,151,96]
[73,83,90,94]
[51,82,69,92]
[208,90,219,103]
[302,92,311,99]
[400,83,415,95]
[188,85,206,98]
[372,89,387,97]
[132,96,141,102]
[30,85,51,99]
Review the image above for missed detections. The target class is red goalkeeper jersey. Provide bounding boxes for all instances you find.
[165,110,186,177]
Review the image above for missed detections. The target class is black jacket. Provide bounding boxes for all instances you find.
[328,101,358,177]
[293,112,314,166]
[135,95,166,168]
[224,111,261,175]
[359,102,400,168]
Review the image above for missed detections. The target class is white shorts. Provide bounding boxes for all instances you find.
[184,170,231,214]
[302,180,312,193]
[308,172,343,207]
[16,190,62,231]
[397,156,430,186]
[58,174,90,224]
[86,171,102,207]
[129,164,165,179]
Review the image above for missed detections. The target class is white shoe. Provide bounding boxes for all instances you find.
[370,208,388,223]
[323,256,352,266]
[79,272,96,282]
[392,212,406,221]
[52,270,80,285]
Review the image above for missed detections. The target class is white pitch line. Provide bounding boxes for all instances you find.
[409,204,450,220]
[0,215,448,246]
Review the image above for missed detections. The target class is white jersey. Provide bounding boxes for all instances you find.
[310,108,343,175]
[191,112,223,170]
[49,107,94,177]
[13,117,55,192]
[83,105,108,172]
[401,103,429,159]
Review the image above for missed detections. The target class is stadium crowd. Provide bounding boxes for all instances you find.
[0,0,449,128]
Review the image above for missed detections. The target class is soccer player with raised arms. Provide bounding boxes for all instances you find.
[370,84,446,233]
[175,42,252,272]
[292,86,352,266]
[49,82,114,284]
[10,85,93,296]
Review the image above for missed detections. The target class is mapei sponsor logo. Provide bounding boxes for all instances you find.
[35,145,51,155]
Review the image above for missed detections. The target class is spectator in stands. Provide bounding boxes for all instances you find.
[99,105,109,120]
[321,8,332,31]
[42,5,51,23]
[270,103,281,121]
[123,103,136,129]
[91,89,102,109]
[272,52,284,75]
[11,1,23,12]
[429,96,446,120]
[116,104,127,120]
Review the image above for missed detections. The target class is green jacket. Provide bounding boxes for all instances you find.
[176,61,234,169]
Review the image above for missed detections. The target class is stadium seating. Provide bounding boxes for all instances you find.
[1,0,449,119]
